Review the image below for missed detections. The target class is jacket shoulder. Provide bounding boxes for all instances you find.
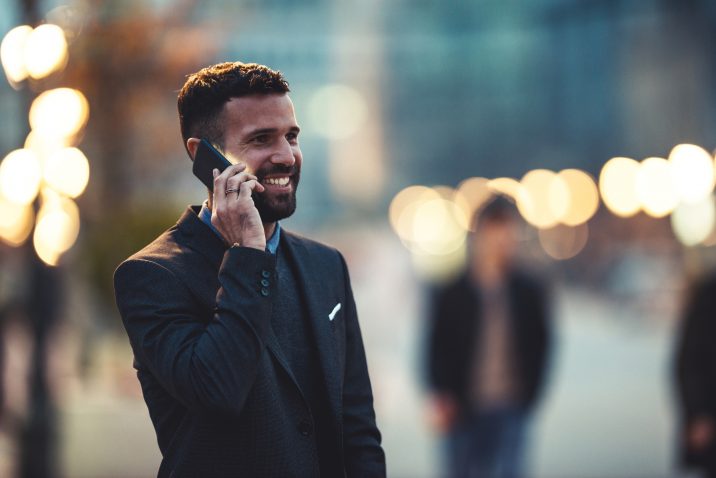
[117,224,186,272]
[282,230,343,261]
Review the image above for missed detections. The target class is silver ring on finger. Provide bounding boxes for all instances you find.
[225,188,240,195]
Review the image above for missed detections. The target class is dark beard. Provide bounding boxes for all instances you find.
[254,188,297,222]
[254,167,300,223]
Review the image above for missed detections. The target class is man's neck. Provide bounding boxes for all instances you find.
[471,257,507,288]
[263,222,276,241]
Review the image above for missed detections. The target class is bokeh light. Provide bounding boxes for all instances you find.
[538,223,589,260]
[43,147,90,198]
[668,143,715,204]
[411,197,468,255]
[0,25,32,84]
[29,88,90,140]
[389,185,469,280]
[33,191,81,266]
[24,24,68,80]
[554,169,599,226]
[457,177,492,219]
[433,185,471,230]
[410,242,467,281]
[0,195,34,246]
[599,157,641,217]
[389,185,437,238]
[636,156,679,218]
[517,169,567,229]
[0,148,42,205]
[307,84,368,140]
[24,130,74,164]
[671,195,716,247]
[488,177,521,199]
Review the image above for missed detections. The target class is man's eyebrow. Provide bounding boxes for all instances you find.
[245,127,277,137]
[244,126,300,136]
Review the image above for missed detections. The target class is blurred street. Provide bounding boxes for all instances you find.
[0,228,682,478]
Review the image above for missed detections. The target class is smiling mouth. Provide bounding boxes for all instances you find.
[263,176,291,187]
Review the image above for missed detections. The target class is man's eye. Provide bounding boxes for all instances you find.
[286,133,298,142]
[253,135,269,144]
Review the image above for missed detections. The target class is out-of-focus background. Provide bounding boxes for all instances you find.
[1,0,716,477]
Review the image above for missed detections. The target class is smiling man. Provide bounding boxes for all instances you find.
[114,62,385,477]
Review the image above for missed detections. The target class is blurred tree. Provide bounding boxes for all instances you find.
[61,0,218,314]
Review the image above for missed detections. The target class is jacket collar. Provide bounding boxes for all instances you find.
[174,207,342,418]
[176,205,227,269]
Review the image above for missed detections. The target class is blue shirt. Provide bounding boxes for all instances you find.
[198,200,281,254]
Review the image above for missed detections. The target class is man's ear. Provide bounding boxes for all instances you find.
[186,137,201,161]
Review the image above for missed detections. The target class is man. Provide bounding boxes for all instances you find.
[114,62,385,477]
[675,271,716,478]
[426,196,551,478]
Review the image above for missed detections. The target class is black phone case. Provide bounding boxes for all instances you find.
[192,139,232,191]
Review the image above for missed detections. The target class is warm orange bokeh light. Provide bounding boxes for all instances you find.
[636,157,679,218]
[600,157,641,217]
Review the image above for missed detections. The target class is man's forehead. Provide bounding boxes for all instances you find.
[220,94,297,136]
[224,94,294,117]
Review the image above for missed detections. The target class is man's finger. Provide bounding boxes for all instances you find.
[212,168,231,212]
[237,179,265,200]
[225,172,258,192]
[214,163,246,188]
[223,163,246,176]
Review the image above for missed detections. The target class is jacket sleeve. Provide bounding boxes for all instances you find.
[676,279,716,421]
[114,246,276,417]
[338,253,387,477]
[426,284,454,395]
[524,276,552,408]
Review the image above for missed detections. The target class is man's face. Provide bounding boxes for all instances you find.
[474,218,518,266]
[219,93,302,223]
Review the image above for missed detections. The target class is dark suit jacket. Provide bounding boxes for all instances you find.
[114,206,385,477]
[675,273,716,469]
[426,270,551,414]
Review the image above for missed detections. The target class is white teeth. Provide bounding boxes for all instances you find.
[265,177,290,186]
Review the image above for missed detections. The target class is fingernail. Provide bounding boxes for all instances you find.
[213,169,218,177]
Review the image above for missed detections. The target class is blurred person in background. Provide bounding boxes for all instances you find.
[675,272,716,478]
[426,196,552,478]
[114,62,385,477]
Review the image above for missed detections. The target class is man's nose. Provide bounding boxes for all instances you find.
[270,138,296,166]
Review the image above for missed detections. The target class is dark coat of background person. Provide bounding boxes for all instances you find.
[114,206,385,477]
[427,269,551,414]
[676,272,716,476]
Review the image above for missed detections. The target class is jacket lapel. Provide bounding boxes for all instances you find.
[174,206,226,306]
[281,232,342,417]
[176,207,303,381]
[175,210,338,414]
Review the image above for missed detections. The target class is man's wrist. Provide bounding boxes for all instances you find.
[231,242,265,252]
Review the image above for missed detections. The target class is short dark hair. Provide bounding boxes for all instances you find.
[177,62,290,154]
[471,195,519,231]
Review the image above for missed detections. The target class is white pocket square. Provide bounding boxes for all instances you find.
[328,303,342,321]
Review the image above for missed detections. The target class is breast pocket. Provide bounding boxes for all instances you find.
[327,300,347,373]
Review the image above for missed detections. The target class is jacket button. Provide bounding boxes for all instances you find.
[261,279,270,287]
[261,288,269,297]
[261,270,270,278]
[297,421,313,436]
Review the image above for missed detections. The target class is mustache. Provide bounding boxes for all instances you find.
[256,165,298,181]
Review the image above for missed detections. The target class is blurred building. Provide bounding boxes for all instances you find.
[382,0,716,190]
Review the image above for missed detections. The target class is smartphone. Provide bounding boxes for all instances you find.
[192,138,232,191]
